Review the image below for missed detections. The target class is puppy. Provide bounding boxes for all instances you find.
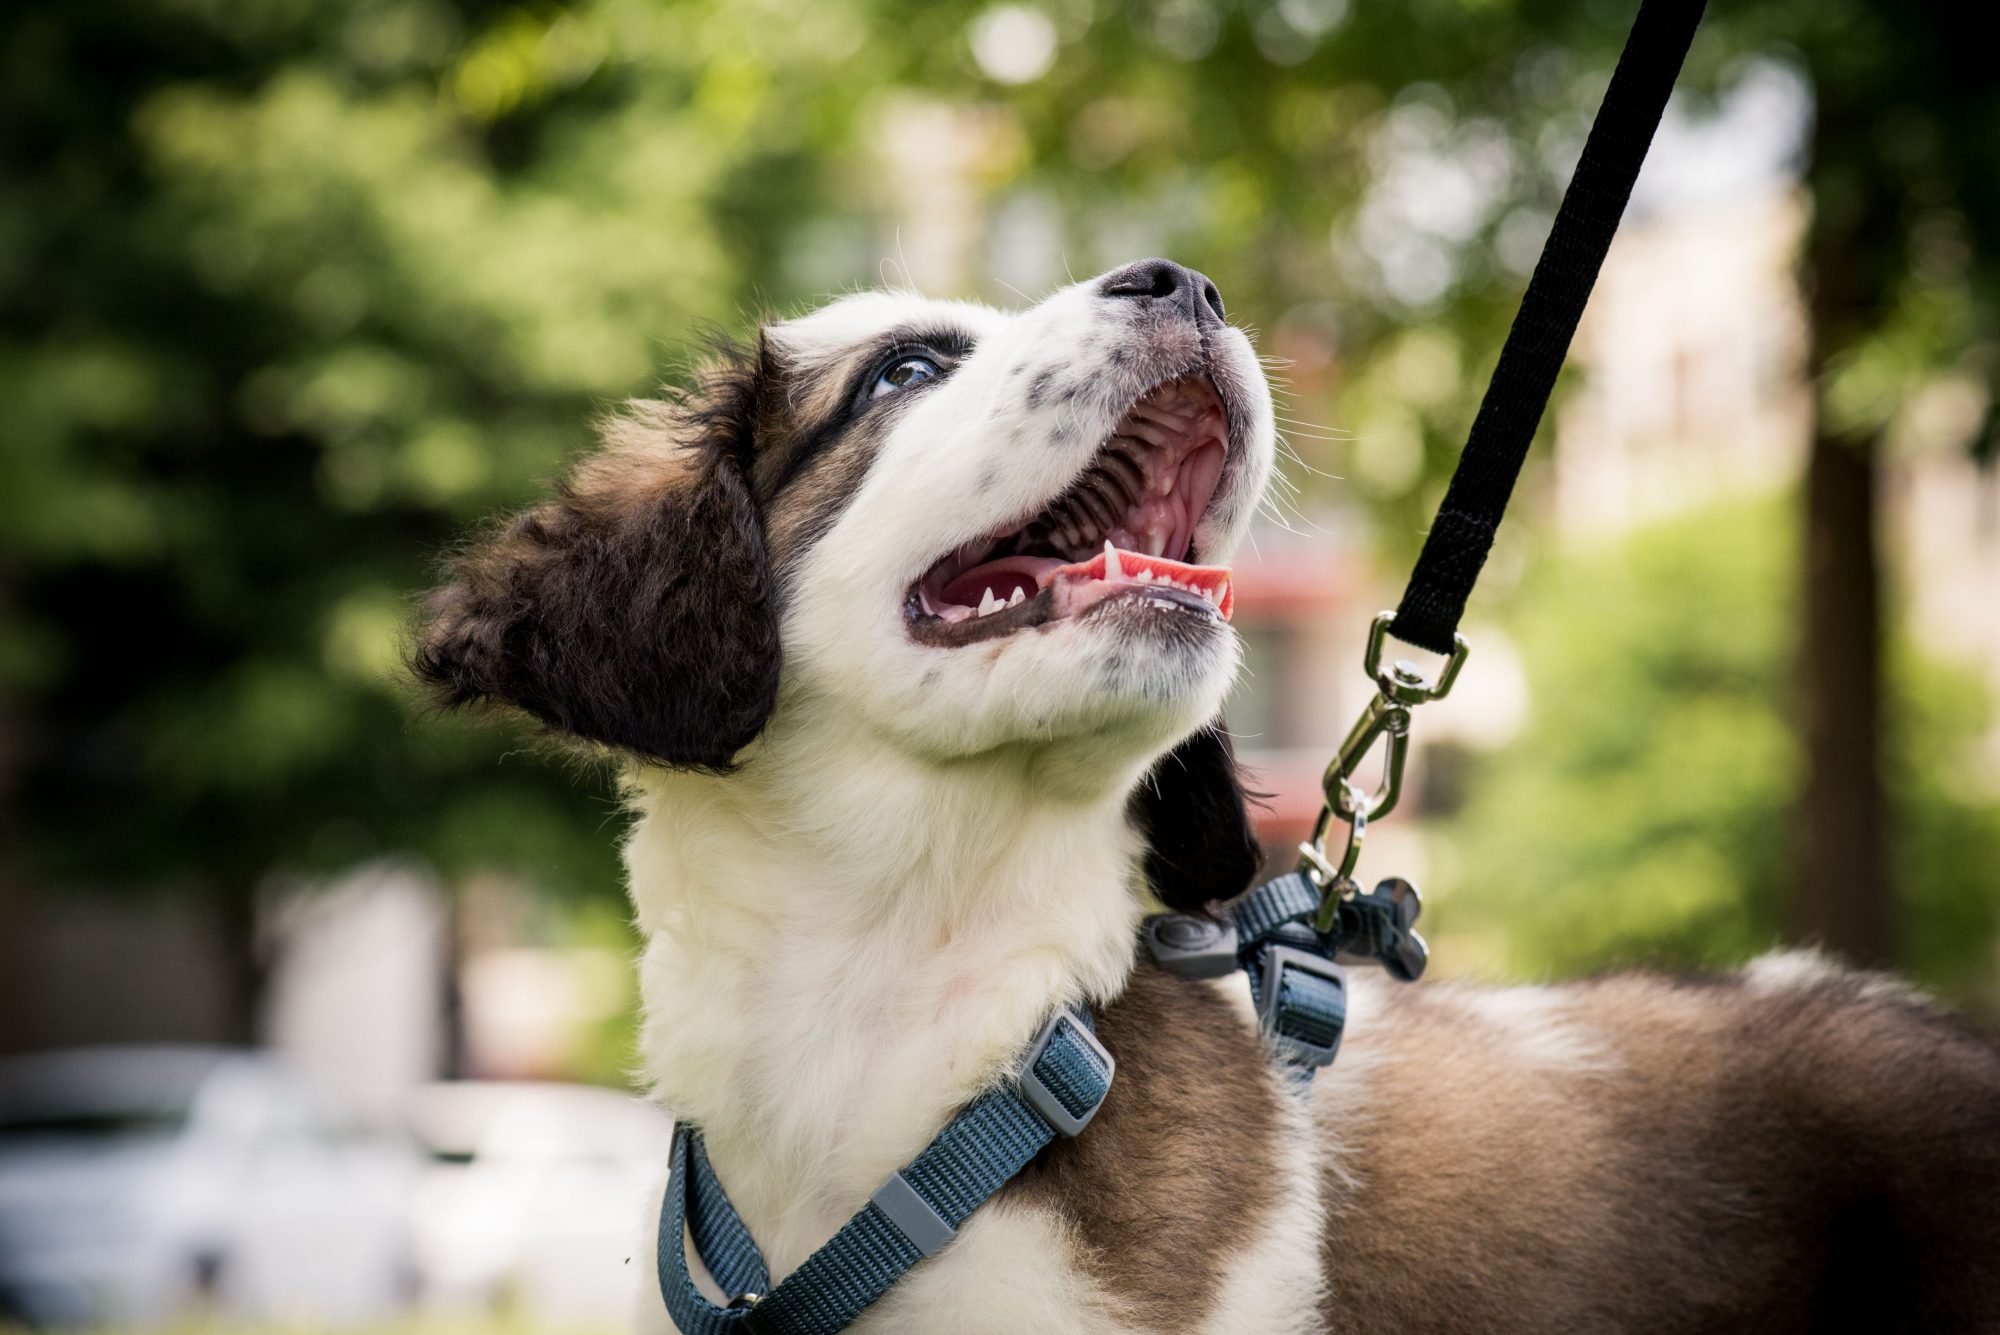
[414,261,2000,1333]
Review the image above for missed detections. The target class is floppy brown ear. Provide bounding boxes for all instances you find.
[411,378,780,770]
[1130,720,1266,912]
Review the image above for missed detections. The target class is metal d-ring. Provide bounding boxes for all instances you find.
[1300,779,1367,888]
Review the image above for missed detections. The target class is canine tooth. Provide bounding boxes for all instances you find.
[1103,541,1123,580]
[978,587,1003,616]
[1008,587,1026,607]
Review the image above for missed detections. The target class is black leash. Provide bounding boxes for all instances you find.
[1389,0,1710,656]
[1156,0,1713,1054]
[1289,0,1707,945]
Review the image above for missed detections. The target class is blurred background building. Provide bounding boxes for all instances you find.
[2,0,1997,1327]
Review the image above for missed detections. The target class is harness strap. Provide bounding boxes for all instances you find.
[1229,874,1347,1073]
[1389,0,1709,655]
[1143,870,1432,1082]
[658,1008,1113,1335]
[1229,869,1322,945]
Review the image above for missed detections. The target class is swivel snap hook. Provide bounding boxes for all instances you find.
[1295,612,1469,927]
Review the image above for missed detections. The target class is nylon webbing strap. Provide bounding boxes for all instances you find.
[1390,0,1708,655]
[657,1009,1112,1334]
[1230,874,1348,1076]
[1228,872,1321,945]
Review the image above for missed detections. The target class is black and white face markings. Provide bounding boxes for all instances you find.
[766,280,1274,768]
[414,272,1277,773]
[748,321,981,581]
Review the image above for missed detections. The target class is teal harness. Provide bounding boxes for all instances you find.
[654,869,1424,1333]
[656,1008,1114,1334]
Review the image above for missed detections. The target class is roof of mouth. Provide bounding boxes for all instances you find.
[911,375,1234,632]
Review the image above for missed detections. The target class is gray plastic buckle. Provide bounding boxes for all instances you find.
[1141,912,1240,979]
[1017,1009,1114,1137]
[870,1172,955,1257]
[1256,945,1346,1069]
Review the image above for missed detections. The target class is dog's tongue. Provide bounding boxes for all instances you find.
[1051,543,1234,620]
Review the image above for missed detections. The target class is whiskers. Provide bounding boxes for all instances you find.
[1249,389,1349,537]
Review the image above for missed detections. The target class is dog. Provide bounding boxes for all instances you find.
[412,260,2000,1333]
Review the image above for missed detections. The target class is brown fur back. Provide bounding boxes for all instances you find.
[1008,953,2000,1333]
[1320,959,2000,1333]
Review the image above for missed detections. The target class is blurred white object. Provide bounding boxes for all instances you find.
[406,1080,671,1324]
[263,864,449,1127]
[0,1045,418,1327]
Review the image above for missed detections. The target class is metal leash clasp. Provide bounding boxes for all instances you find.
[1298,612,1469,933]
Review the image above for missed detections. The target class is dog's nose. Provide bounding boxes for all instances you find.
[1099,258,1227,331]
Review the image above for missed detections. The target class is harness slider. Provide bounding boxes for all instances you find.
[1017,1009,1114,1136]
[870,1173,956,1257]
[1255,945,1348,1069]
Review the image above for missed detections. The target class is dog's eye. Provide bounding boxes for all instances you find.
[870,356,941,400]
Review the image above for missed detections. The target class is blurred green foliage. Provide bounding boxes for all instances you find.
[2,0,1996,1012]
[1433,499,2000,1006]
[2,0,891,904]
[1,0,1663,915]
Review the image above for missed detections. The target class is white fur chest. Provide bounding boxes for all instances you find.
[623,744,1149,1284]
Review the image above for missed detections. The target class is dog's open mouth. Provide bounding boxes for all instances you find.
[907,375,1232,646]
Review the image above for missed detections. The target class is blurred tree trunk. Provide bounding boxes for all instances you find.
[1795,428,1890,965]
[1792,87,1898,969]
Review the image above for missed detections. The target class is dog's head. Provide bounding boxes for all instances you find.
[415,260,1274,907]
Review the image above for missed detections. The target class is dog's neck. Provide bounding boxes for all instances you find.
[624,711,1154,1272]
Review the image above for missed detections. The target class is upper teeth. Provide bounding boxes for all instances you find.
[975,586,1029,617]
